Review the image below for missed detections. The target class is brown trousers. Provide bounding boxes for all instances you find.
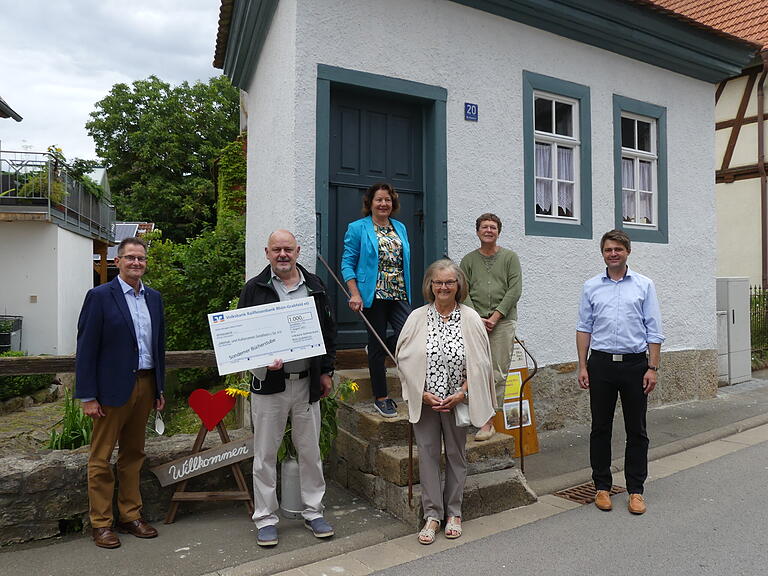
[88,372,155,528]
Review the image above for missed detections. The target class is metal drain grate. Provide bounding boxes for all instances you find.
[553,482,626,505]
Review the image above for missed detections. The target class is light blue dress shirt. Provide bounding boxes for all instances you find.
[576,267,665,354]
[117,275,154,370]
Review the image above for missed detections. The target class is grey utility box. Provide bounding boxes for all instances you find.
[716,277,751,385]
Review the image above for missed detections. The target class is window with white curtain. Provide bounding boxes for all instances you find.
[524,71,591,239]
[621,113,657,226]
[534,92,579,221]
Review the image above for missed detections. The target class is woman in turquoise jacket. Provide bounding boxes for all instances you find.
[341,182,412,417]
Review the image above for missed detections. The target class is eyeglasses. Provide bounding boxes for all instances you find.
[431,280,457,287]
[119,255,147,262]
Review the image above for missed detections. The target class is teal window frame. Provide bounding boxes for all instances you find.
[523,71,592,239]
[613,95,668,244]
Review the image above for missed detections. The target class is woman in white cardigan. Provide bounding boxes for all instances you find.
[395,259,496,545]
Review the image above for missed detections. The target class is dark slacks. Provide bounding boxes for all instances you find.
[362,298,411,398]
[588,353,649,494]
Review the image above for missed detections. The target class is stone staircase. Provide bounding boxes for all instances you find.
[329,368,537,527]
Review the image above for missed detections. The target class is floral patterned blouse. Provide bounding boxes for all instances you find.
[375,223,408,301]
[425,304,466,399]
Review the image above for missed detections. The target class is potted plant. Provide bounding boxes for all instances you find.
[0,316,22,353]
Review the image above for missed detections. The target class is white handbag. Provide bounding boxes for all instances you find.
[454,401,471,427]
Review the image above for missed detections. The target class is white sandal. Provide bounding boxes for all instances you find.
[418,517,440,545]
[445,516,462,539]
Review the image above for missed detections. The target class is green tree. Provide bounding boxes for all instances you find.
[86,75,239,242]
[144,217,245,352]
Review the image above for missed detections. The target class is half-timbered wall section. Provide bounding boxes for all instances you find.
[715,63,768,286]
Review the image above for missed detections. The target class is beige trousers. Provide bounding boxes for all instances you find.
[250,378,325,529]
[413,407,467,520]
[88,373,155,528]
[488,318,518,405]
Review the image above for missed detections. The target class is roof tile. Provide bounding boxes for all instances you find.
[646,0,768,48]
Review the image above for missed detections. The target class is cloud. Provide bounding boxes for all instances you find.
[0,0,222,161]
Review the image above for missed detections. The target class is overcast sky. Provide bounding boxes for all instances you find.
[1,0,222,162]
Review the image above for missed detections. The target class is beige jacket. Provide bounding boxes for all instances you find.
[395,304,496,426]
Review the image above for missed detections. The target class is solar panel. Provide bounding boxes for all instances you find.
[107,223,139,260]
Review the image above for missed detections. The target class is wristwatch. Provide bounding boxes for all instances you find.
[462,388,469,400]
[647,365,659,372]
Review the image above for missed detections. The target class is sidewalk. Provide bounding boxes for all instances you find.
[2,374,768,576]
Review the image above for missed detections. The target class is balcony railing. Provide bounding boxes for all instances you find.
[0,149,115,243]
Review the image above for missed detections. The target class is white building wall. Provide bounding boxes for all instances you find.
[716,180,761,286]
[245,0,718,365]
[0,222,92,355]
[56,226,93,355]
[243,0,299,280]
[0,222,58,354]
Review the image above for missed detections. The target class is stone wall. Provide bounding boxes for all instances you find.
[530,349,718,430]
[0,429,253,546]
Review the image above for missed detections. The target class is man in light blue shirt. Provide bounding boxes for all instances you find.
[576,229,664,516]
[76,237,166,548]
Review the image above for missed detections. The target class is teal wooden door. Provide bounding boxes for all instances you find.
[328,88,425,348]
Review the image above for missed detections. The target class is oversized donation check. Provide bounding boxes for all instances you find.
[208,297,326,375]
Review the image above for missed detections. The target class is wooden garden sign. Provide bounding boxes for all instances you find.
[150,389,254,523]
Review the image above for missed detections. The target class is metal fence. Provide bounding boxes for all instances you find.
[750,285,768,355]
[0,149,114,243]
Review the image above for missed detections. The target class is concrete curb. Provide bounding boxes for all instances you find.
[202,521,411,576]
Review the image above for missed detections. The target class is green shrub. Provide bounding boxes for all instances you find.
[48,387,93,450]
[0,351,54,401]
[18,171,67,204]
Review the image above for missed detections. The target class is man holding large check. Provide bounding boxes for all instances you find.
[237,229,337,547]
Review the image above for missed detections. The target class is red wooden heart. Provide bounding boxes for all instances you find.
[188,389,236,431]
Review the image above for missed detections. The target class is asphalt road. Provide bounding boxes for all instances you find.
[374,440,768,576]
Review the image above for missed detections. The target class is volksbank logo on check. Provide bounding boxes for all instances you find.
[212,314,226,324]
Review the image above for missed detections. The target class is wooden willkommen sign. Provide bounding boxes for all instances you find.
[153,388,255,523]
[151,434,253,487]
[154,422,254,524]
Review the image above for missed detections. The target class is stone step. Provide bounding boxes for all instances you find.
[375,432,516,486]
[336,369,402,403]
[336,397,410,448]
[330,427,515,487]
[329,464,536,529]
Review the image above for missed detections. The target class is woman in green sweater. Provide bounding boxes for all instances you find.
[459,213,522,441]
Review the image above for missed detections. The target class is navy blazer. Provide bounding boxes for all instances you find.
[340,216,411,308]
[75,277,166,407]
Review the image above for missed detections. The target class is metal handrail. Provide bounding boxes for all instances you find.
[0,149,114,243]
[513,337,538,474]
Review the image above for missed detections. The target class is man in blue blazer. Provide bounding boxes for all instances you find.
[75,236,166,548]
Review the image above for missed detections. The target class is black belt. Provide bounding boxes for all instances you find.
[590,350,646,362]
[285,370,310,380]
[137,368,155,376]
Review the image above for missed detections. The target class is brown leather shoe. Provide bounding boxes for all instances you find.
[116,518,158,538]
[92,527,121,548]
[594,489,612,511]
[628,493,646,515]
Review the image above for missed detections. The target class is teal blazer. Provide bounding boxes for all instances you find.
[341,216,411,308]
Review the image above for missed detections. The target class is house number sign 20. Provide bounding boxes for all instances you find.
[465,102,478,121]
